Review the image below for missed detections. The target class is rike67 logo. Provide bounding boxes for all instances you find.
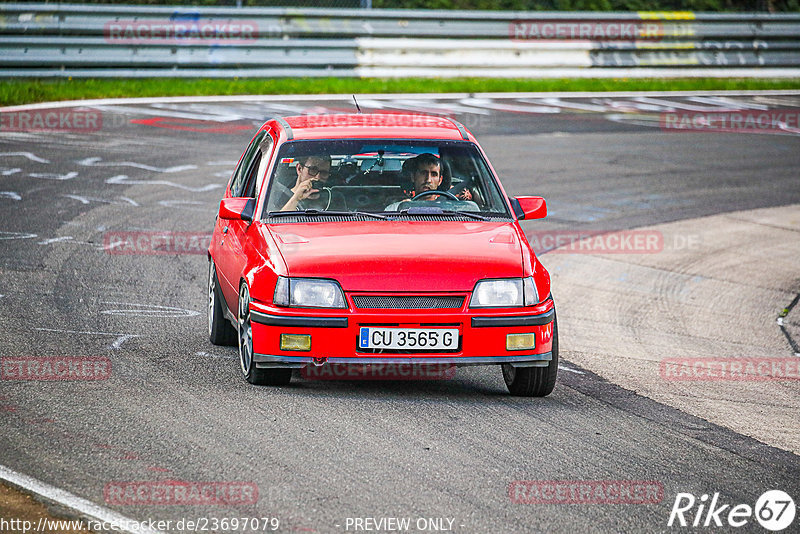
[668,490,795,531]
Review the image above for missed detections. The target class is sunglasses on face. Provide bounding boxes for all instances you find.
[302,164,330,179]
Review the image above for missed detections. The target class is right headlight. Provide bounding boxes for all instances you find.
[469,277,539,308]
[274,277,346,308]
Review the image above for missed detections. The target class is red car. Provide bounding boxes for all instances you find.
[208,114,557,396]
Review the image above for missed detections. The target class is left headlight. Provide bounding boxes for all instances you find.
[469,277,539,308]
[274,277,346,308]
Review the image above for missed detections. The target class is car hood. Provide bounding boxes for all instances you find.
[268,221,524,292]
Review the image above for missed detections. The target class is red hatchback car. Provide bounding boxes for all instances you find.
[208,114,558,396]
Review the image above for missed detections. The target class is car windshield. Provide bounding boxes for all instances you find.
[262,139,510,219]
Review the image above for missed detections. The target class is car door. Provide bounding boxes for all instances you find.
[215,130,270,311]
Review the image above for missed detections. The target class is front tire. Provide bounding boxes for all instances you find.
[502,313,558,397]
[238,282,292,386]
[208,261,237,346]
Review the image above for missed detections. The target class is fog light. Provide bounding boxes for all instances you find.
[281,334,311,351]
[506,333,535,351]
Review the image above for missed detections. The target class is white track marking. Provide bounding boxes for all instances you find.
[102,239,125,252]
[2,91,800,113]
[35,327,139,350]
[0,191,21,200]
[632,96,738,112]
[64,194,90,205]
[1,168,22,176]
[558,365,586,375]
[686,96,771,110]
[62,194,140,207]
[206,160,239,166]
[340,99,388,110]
[99,103,244,122]
[386,98,493,115]
[29,171,78,181]
[0,231,37,240]
[149,102,252,119]
[779,122,800,135]
[105,174,221,193]
[250,102,312,115]
[100,301,200,318]
[0,152,49,163]
[38,236,73,245]
[0,464,164,534]
[460,97,560,114]
[527,97,611,112]
[77,157,196,173]
[36,236,99,248]
[109,336,137,350]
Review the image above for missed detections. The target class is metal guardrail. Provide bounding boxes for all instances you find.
[2,3,800,77]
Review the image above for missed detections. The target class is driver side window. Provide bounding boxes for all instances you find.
[240,152,262,199]
[230,131,266,197]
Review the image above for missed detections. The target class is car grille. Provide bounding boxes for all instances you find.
[352,295,465,310]
[265,215,511,223]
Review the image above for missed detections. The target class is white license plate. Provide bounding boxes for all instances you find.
[359,327,459,350]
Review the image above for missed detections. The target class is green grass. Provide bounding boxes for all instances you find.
[2,77,799,106]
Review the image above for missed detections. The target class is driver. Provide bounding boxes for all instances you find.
[408,152,443,198]
[386,153,472,210]
[385,153,444,210]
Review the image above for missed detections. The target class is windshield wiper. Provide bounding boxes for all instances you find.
[330,210,388,220]
[267,209,387,220]
[398,207,489,221]
[442,209,490,221]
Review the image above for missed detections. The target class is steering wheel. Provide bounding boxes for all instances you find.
[410,190,460,202]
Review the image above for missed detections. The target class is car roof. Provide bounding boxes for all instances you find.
[267,113,473,142]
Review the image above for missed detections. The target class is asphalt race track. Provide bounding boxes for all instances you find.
[1,93,800,533]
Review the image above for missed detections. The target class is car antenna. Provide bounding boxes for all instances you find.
[352,95,362,114]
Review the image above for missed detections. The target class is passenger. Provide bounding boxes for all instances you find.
[280,155,345,211]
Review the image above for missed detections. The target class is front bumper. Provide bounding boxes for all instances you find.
[249,298,555,369]
[253,352,553,368]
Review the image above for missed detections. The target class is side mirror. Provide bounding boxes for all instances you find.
[219,197,255,222]
[511,196,547,220]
